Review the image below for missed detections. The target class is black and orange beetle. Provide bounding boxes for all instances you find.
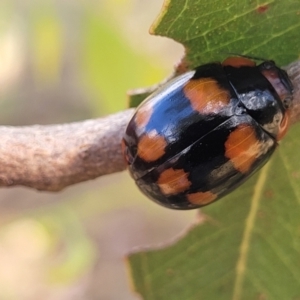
[122,56,294,210]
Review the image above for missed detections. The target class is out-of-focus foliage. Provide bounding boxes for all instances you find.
[0,0,175,123]
[0,1,191,299]
[80,8,166,113]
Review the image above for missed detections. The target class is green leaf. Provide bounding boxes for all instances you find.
[128,72,176,108]
[130,0,300,107]
[127,1,300,298]
[152,0,300,68]
[127,87,156,108]
[128,124,300,300]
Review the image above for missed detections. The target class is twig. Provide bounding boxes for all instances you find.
[0,60,299,192]
[0,109,134,191]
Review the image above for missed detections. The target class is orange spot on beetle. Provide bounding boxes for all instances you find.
[184,78,230,114]
[187,191,217,205]
[157,168,191,195]
[222,57,256,68]
[137,131,167,162]
[135,105,153,129]
[225,124,262,173]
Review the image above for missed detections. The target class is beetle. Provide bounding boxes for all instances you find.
[122,56,294,210]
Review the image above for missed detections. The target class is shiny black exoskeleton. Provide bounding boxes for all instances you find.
[122,56,294,209]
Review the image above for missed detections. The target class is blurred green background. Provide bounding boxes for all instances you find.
[0,0,196,299]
